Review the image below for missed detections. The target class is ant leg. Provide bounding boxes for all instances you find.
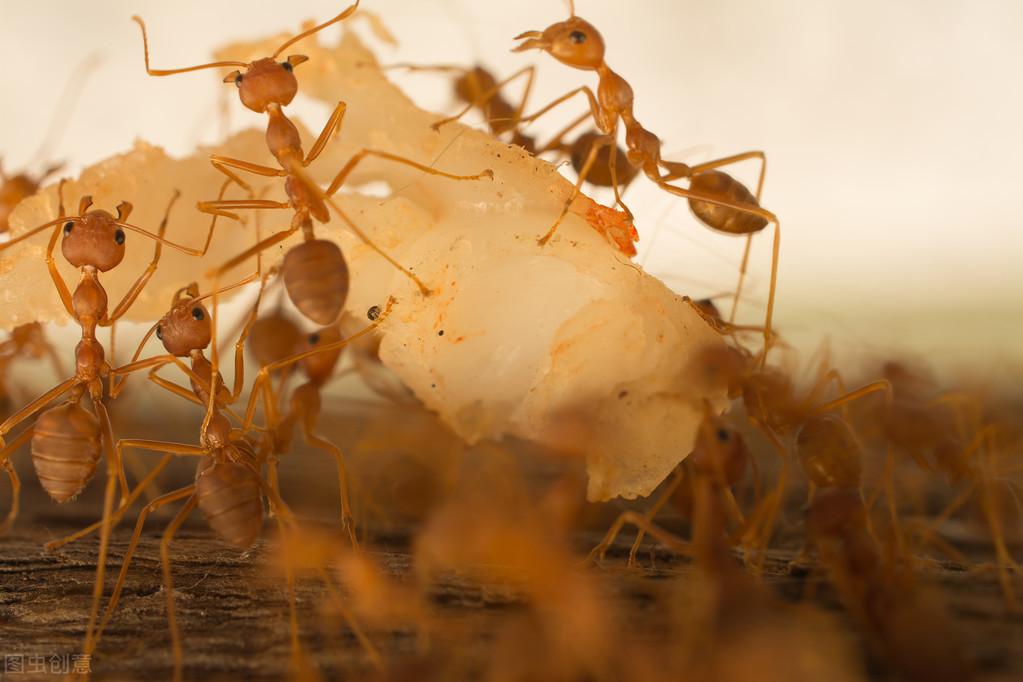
[626,467,686,565]
[0,459,19,536]
[160,494,199,682]
[44,454,173,551]
[0,376,76,445]
[299,411,359,547]
[811,379,892,416]
[314,566,384,670]
[195,198,290,224]
[323,148,494,198]
[45,223,75,318]
[518,85,601,129]
[107,190,181,322]
[90,486,196,654]
[688,152,767,325]
[535,112,592,155]
[209,155,286,191]
[431,66,536,131]
[207,225,297,278]
[537,133,614,246]
[0,428,33,535]
[242,300,396,432]
[601,511,694,560]
[227,270,277,401]
[82,397,127,659]
[657,180,781,359]
[304,101,347,167]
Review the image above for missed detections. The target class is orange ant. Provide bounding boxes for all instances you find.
[438,1,778,347]
[132,2,493,323]
[392,61,638,192]
[0,180,190,662]
[796,413,974,682]
[80,276,387,679]
[0,323,65,417]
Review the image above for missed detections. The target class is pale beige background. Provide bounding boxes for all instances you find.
[1,0,1020,380]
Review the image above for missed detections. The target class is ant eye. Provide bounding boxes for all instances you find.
[156,325,163,340]
[308,332,320,345]
[570,30,587,44]
[281,61,293,72]
[63,221,74,235]
[234,73,243,87]
[192,308,204,321]
[367,305,382,321]
[716,428,731,442]
[114,229,125,245]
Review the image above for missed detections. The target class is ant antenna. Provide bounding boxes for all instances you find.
[30,53,103,166]
[272,1,361,58]
[566,0,576,17]
[132,16,248,76]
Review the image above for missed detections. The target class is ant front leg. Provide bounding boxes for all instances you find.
[209,155,285,192]
[537,131,615,246]
[304,101,347,167]
[107,190,181,322]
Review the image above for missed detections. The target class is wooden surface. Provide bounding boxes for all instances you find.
[0,405,1021,681]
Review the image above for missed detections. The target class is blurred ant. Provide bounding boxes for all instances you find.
[392,62,638,192]
[796,413,974,681]
[133,1,493,323]
[437,0,778,348]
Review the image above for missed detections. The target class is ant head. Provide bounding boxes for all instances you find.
[156,293,212,357]
[300,325,343,383]
[224,56,307,113]
[689,415,749,486]
[514,17,605,70]
[61,200,127,271]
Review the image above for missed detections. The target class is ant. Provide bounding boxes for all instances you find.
[0,180,189,660]
[796,412,974,682]
[0,323,65,417]
[245,316,367,544]
[83,280,391,678]
[391,61,638,193]
[439,0,779,346]
[133,1,493,323]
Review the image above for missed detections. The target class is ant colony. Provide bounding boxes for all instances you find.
[0,2,1017,681]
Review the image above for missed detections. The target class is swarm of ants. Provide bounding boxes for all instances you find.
[0,2,1019,681]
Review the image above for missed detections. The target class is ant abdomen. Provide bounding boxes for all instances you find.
[283,239,350,325]
[195,454,264,550]
[569,132,636,189]
[31,402,102,503]
[796,414,863,489]
[688,170,768,236]
[247,311,303,368]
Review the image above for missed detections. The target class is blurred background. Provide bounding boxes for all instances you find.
[1,0,1021,381]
